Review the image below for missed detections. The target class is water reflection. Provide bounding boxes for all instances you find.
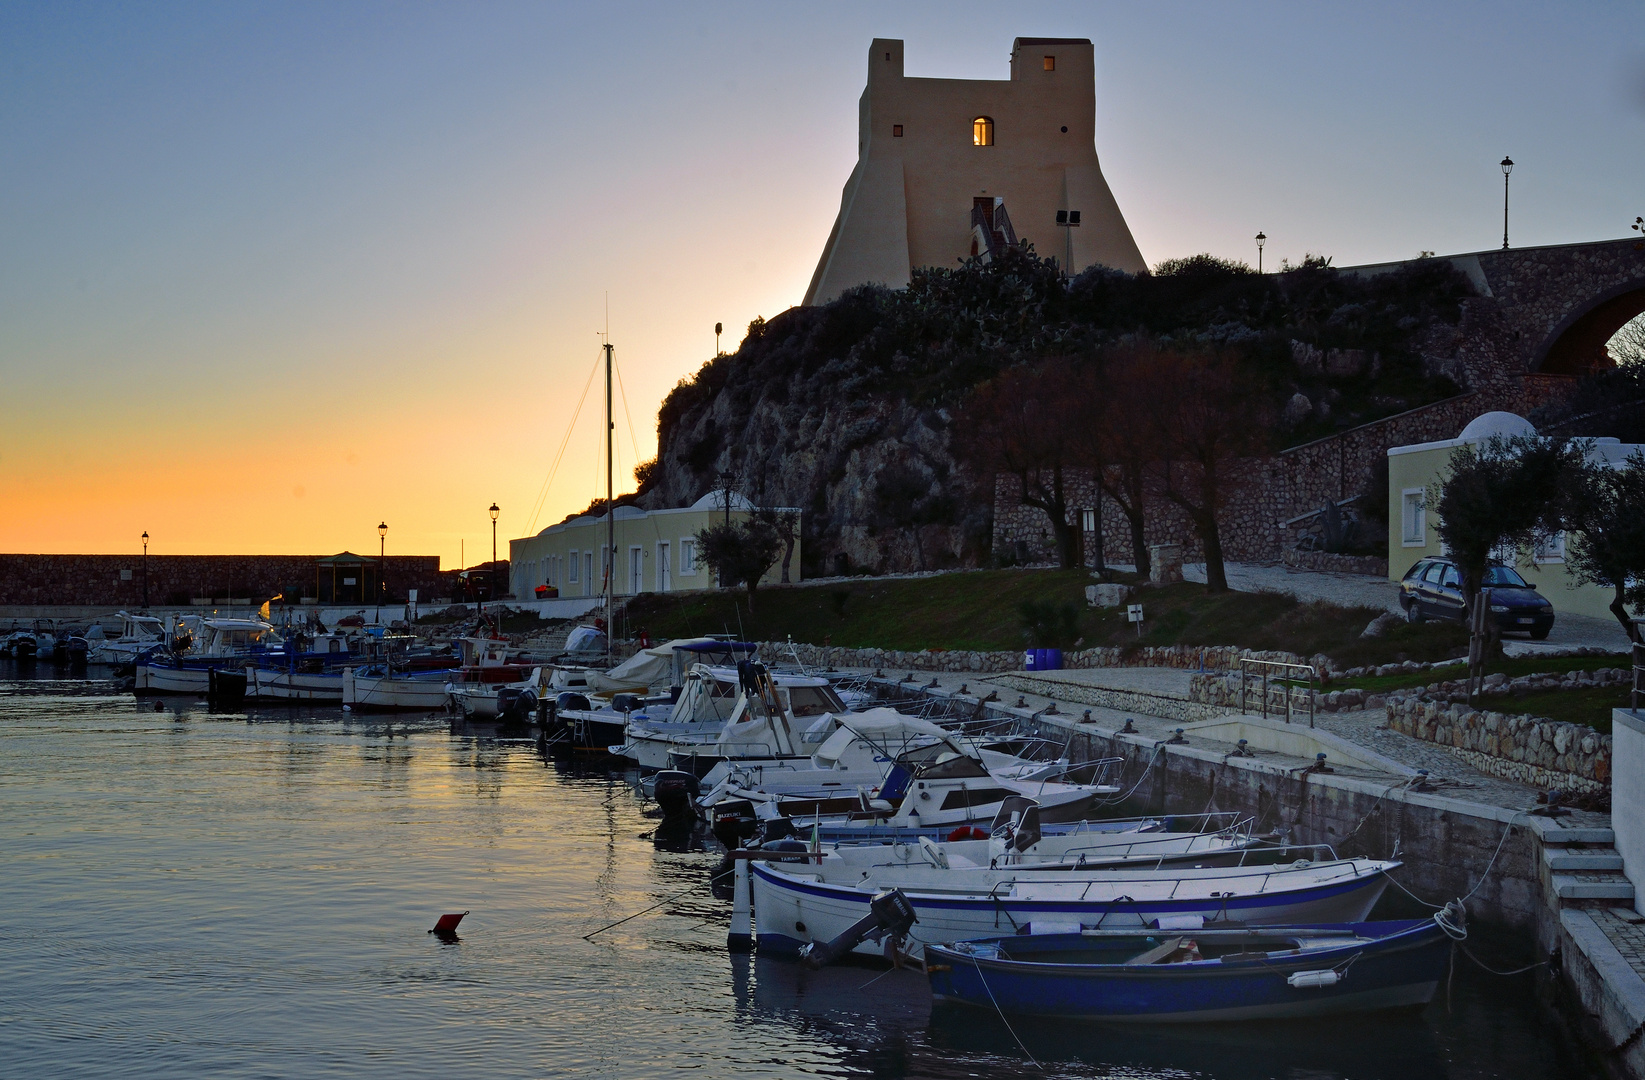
[0,663,1603,1080]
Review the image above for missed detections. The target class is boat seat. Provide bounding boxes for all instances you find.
[1121,937,1184,966]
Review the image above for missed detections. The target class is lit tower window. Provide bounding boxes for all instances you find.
[972,116,993,146]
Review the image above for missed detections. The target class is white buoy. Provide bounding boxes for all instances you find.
[728,858,753,953]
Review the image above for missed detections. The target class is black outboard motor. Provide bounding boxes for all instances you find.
[496,687,536,729]
[800,889,918,969]
[652,770,701,820]
[710,799,759,852]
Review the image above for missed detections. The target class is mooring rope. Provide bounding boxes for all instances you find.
[970,954,1042,1072]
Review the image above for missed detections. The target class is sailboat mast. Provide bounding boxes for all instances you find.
[604,340,614,662]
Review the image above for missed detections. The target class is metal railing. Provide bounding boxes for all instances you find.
[1238,658,1319,727]
[1633,636,1643,714]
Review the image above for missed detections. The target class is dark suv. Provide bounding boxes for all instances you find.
[1398,557,1555,639]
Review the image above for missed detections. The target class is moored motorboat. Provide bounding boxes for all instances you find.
[748,851,1398,961]
[924,915,1455,1022]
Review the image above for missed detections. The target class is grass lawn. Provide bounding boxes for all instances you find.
[1487,686,1631,734]
[620,568,1471,667]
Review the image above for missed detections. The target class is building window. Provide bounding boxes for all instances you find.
[567,551,578,582]
[1534,532,1567,564]
[972,116,993,146]
[1043,56,1055,71]
[680,538,697,576]
[1401,489,1426,546]
[892,124,903,137]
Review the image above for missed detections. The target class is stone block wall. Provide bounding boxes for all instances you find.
[1281,550,1389,577]
[1385,697,1612,794]
[0,554,449,607]
[759,640,1316,675]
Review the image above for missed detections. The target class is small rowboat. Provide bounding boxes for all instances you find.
[924,918,1452,1022]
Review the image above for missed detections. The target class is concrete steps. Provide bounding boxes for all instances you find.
[1540,825,1632,904]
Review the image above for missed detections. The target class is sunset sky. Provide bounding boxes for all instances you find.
[3,2,1642,565]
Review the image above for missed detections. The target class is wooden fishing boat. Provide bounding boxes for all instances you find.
[924,917,1453,1022]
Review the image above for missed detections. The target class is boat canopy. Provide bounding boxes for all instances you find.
[811,708,952,768]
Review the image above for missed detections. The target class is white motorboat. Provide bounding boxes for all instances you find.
[86,612,169,665]
[615,663,850,770]
[133,618,280,694]
[743,850,1398,961]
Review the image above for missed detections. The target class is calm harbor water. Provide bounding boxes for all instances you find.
[0,665,1601,1079]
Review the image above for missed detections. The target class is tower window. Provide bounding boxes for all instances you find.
[972,116,994,146]
[892,124,903,137]
[1043,56,1055,71]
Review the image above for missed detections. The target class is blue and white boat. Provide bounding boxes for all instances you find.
[748,852,1397,961]
[924,917,1453,1022]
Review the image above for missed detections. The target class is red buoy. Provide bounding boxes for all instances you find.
[430,911,468,933]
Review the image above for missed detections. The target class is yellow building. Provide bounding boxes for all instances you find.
[803,36,1145,306]
[1387,411,1641,622]
[508,493,800,599]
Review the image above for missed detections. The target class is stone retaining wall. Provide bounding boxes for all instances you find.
[1280,550,1389,577]
[761,641,1320,675]
[1384,696,1611,792]
[986,675,1223,724]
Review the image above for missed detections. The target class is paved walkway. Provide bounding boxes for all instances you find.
[886,667,1559,812]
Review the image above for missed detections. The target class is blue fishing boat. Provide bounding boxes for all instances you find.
[924,916,1454,1022]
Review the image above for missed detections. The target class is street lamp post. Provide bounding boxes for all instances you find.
[489,503,500,606]
[1255,232,1266,273]
[377,522,387,624]
[1500,156,1514,249]
[715,322,723,356]
[141,531,149,609]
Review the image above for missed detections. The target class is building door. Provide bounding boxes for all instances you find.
[584,553,593,596]
[630,547,644,594]
[657,542,671,593]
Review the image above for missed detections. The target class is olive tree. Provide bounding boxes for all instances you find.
[1561,451,1645,644]
[694,518,783,611]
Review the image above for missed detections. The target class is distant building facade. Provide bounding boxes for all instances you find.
[1387,411,1642,623]
[803,36,1145,306]
[508,493,801,599]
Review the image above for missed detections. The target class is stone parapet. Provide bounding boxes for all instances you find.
[1384,696,1611,792]
[1281,550,1389,577]
[759,641,1317,675]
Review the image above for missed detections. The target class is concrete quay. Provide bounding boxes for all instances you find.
[861,666,1645,1078]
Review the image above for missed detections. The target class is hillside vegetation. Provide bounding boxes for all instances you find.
[640,249,1476,576]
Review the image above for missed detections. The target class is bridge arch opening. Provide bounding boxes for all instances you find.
[1535,278,1645,375]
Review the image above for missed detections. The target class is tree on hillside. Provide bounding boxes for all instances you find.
[956,360,1084,568]
[756,507,801,585]
[872,462,957,572]
[1560,451,1645,643]
[695,518,783,611]
[1143,350,1272,592]
[1071,346,1162,576]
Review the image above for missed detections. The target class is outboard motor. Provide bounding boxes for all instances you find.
[711,799,759,853]
[651,770,701,820]
[799,889,918,969]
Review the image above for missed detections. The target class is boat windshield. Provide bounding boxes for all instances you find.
[1483,565,1530,588]
[786,685,846,717]
[908,750,989,780]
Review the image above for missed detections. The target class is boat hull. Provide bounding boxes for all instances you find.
[750,860,1393,960]
[341,670,453,711]
[925,921,1449,1022]
[246,668,343,701]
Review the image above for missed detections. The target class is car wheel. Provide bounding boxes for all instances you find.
[1406,604,1424,625]
[1530,626,1550,641]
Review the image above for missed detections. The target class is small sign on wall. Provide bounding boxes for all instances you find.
[120,569,132,581]
[1127,603,1144,637]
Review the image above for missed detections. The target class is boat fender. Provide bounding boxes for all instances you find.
[1152,914,1206,931]
[1027,920,1081,936]
[1286,969,1341,989]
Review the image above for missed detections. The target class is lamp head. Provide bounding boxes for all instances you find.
[1255,231,1266,249]
[489,503,499,522]
[1500,156,1514,177]
[141,531,148,545]
[378,521,387,538]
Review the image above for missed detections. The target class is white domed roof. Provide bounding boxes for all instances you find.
[1458,412,1536,441]
[688,490,755,512]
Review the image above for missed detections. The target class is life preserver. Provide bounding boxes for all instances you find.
[946,826,988,842]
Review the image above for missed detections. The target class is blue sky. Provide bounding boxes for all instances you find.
[2,1,1641,557]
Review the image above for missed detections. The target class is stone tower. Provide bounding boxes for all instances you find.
[803,37,1146,306]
